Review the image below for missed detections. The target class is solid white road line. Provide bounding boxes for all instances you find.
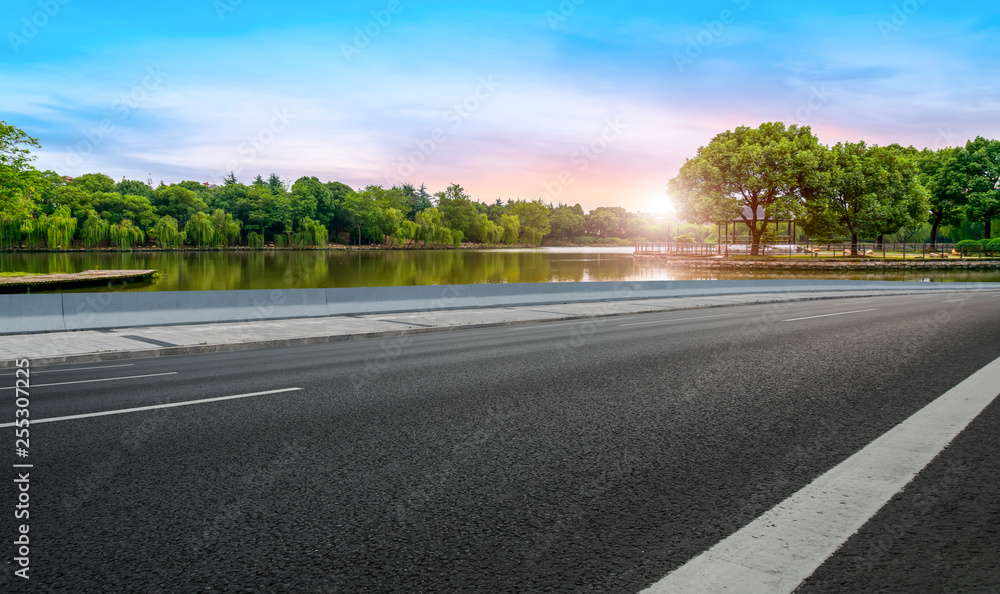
[640,354,1000,594]
[0,372,178,391]
[0,363,135,377]
[621,314,735,327]
[0,387,304,427]
[943,298,967,303]
[782,309,878,322]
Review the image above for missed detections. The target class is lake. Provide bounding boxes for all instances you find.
[3,247,1000,292]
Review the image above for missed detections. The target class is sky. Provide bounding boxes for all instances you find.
[2,1,999,213]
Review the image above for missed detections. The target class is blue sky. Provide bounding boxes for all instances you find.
[3,0,999,212]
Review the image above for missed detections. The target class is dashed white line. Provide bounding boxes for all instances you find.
[621,314,735,327]
[0,387,304,427]
[0,372,178,391]
[943,298,967,303]
[782,309,878,322]
[0,363,135,377]
[640,354,1000,594]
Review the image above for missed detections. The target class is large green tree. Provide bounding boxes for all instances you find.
[509,200,551,245]
[805,142,928,253]
[436,183,479,237]
[668,122,825,254]
[152,185,208,227]
[917,147,968,247]
[957,137,1000,239]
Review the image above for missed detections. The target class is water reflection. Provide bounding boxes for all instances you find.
[2,248,998,292]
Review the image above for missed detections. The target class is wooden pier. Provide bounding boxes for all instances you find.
[0,270,157,293]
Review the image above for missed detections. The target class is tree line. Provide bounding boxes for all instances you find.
[668,122,1000,255]
[1,121,695,250]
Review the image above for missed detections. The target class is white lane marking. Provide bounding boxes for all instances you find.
[782,309,878,322]
[621,314,735,327]
[0,372,178,391]
[0,363,135,377]
[943,298,967,303]
[640,354,1000,594]
[0,388,303,427]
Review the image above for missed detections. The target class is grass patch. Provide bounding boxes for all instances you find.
[0,272,31,278]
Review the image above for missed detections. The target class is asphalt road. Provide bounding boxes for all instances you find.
[3,292,1000,592]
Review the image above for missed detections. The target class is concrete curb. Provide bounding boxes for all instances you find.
[7,290,991,369]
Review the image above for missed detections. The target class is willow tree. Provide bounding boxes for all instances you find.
[109,219,145,250]
[293,217,328,247]
[80,211,110,247]
[210,209,242,246]
[42,206,77,249]
[184,211,215,247]
[153,216,184,248]
[498,214,520,244]
[668,122,826,255]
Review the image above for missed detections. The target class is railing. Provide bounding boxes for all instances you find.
[634,241,985,260]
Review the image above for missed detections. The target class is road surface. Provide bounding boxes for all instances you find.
[3,292,999,592]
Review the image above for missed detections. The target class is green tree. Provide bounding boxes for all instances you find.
[550,206,586,239]
[958,137,1000,238]
[40,206,77,249]
[498,214,520,244]
[79,210,110,247]
[152,215,185,248]
[267,173,287,196]
[210,209,242,246]
[47,185,94,218]
[0,121,43,222]
[93,193,159,229]
[586,207,624,237]
[290,176,327,227]
[109,219,145,250]
[115,179,154,198]
[400,183,433,219]
[509,200,551,244]
[69,173,115,194]
[152,185,208,227]
[668,122,826,255]
[436,183,479,236]
[805,142,928,254]
[917,147,968,247]
[184,211,216,247]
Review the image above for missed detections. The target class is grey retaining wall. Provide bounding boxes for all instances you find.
[2,280,999,335]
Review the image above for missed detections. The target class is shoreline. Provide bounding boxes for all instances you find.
[0,243,628,254]
[632,255,1000,271]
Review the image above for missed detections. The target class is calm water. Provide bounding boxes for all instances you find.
[3,247,999,292]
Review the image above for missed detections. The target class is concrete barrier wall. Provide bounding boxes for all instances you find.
[2,280,999,334]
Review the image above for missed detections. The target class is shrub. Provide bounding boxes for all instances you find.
[955,239,982,254]
[674,234,695,243]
